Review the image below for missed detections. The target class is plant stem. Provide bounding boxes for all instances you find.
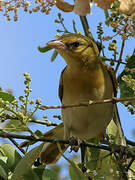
[114,38,126,74]
[79,16,94,40]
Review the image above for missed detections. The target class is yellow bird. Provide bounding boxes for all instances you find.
[40,33,117,164]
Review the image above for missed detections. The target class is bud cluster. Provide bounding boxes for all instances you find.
[0,0,56,21]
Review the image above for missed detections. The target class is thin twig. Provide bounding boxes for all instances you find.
[114,38,126,74]
[103,57,126,65]
[39,96,135,110]
[8,137,25,154]
[114,19,128,74]
[30,119,58,126]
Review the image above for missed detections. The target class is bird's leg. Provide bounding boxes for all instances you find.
[68,137,87,173]
[80,141,87,173]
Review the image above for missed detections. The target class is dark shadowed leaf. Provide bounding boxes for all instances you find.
[0,159,9,180]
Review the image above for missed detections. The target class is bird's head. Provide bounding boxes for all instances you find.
[47,33,100,68]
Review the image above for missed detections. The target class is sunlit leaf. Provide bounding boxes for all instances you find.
[97,151,119,179]
[0,144,21,172]
[3,120,28,132]
[51,50,58,62]
[130,161,135,178]
[11,143,44,180]
[38,45,52,53]
[69,163,87,180]
[118,51,135,108]
[0,92,15,103]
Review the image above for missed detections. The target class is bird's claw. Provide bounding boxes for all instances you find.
[68,136,81,153]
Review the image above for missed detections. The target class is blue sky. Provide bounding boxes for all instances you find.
[0,2,135,178]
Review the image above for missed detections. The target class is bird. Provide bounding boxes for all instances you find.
[39,33,120,165]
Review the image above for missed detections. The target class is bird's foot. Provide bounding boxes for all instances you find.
[68,136,81,153]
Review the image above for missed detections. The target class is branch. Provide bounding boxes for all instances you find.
[0,131,135,159]
[39,97,135,110]
[102,57,126,65]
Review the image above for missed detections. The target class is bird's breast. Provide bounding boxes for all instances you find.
[61,65,114,140]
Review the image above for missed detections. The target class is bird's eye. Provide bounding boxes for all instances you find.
[71,41,80,48]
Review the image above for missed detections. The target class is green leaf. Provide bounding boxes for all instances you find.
[130,161,135,178]
[56,143,87,180]
[108,120,118,137]
[86,160,98,171]
[51,50,58,62]
[104,10,109,20]
[3,120,28,132]
[38,45,52,53]
[0,92,15,103]
[23,169,40,180]
[0,144,21,172]
[118,51,135,108]
[72,20,77,33]
[69,163,87,180]
[34,130,43,137]
[32,167,45,180]
[86,147,100,170]
[107,120,122,144]
[11,143,44,180]
[0,159,9,180]
[42,169,59,180]
[96,151,119,179]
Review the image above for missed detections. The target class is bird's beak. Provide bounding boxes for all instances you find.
[46,40,66,50]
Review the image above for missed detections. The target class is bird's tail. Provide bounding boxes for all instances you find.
[20,123,68,165]
[39,123,68,164]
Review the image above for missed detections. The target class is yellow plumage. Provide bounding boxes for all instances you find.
[40,33,115,164]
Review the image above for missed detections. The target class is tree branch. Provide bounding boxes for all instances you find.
[0,131,135,159]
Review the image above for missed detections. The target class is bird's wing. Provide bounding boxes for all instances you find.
[104,63,126,146]
[59,67,67,102]
[103,63,118,97]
